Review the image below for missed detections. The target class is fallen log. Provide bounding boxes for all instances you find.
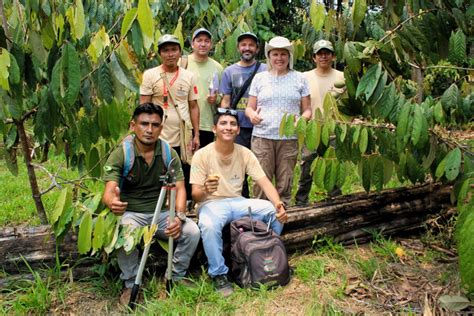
[0,182,452,276]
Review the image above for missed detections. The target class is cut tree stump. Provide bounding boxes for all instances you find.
[0,182,452,277]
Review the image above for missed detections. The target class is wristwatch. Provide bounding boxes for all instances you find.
[176,212,187,224]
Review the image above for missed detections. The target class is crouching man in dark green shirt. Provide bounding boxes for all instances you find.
[102,103,200,305]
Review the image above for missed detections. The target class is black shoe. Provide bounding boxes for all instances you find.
[212,274,234,297]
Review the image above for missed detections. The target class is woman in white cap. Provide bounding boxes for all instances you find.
[245,36,311,205]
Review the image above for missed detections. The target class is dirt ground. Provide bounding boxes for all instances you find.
[40,235,466,315]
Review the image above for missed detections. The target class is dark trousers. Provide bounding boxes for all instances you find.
[236,127,253,198]
[199,130,215,149]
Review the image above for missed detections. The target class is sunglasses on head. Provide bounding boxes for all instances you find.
[216,108,238,116]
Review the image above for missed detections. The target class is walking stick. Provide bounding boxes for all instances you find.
[129,158,177,309]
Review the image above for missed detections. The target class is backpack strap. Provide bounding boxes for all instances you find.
[120,136,172,188]
[160,138,172,168]
[120,135,136,189]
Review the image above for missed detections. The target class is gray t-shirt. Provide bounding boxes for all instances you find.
[249,70,310,140]
[219,62,267,129]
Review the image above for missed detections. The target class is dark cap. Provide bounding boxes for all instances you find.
[237,32,259,44]
[192,28,212,41]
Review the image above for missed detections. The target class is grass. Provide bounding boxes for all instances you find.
[0,149,463,314]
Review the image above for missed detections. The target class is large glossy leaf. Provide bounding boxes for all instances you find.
[358,127,368,154]
[396,103,411,152]
[448,29,466,65]
[440,84,459,111]
[444,148,462,181]
[109,52,139,92]
[7,52,20,85]
[305,120,321,151]
[372,156,384,192]
[367,71,387,105]
[351,0,367,31]
[356,63,382,101]
[87,26,110,63]
[121,8,138,37]
[50,187,72,225]
[28,31,47,65]
[310,2,325,31]
[359,157,371,192]
[312,157,326,189]
[74,0,85,40]
[343,42,361,74]
[321,123,329,146]
[0,48,11,91]
[284,113,295,137]
[97,63,114,103]
[279,113,287,137]
[1,148,18,176]
[324,159,337,192]
[63,44,81,105]
[137,0,153,49]
[410,105,423,146]
[78,212,93,254]
[92,214,105,251]
[373,82,396,119]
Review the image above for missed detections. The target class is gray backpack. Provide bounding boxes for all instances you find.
[230,215,290,288]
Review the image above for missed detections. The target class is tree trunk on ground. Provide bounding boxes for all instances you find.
[0,182,452,277]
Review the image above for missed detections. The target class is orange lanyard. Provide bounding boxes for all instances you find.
[162,66,179,109]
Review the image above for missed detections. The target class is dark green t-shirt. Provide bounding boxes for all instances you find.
[103,138,184,213]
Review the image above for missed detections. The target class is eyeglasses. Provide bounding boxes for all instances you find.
[216,108,238,116]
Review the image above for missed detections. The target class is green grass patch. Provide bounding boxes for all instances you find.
[295,257,325,283]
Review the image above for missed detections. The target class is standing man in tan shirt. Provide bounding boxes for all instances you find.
[140,34,200,202]
[295,39,345,205]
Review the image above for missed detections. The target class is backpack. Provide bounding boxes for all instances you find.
[120,135,172,188]
[230,216,290,288]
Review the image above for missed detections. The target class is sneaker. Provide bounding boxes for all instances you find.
[212,274,234,297]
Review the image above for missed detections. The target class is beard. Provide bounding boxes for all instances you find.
[240,51,256,62]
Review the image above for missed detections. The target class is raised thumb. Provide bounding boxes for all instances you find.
[115,186,121,197]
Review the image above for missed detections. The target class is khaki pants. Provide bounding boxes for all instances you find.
[251,136,298,205]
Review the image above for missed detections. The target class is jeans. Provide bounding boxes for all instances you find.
[117,211,200,288]
[236,127,253,198]
[198,197,283,277]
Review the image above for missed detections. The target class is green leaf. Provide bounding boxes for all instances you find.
[310,2,325,32]
[358,128,368,154]
[305,120,321,151]
[433,101,444,124]
[435,156,447,179]
[2,148,18,176]
[410,105,423,146]
[337,124,347,142]
[396,103,411,152]
[356,63,382,101]
[367,71,387,105]
[109,52,139,91]
[279,112,287,137]
[50,187,72,225]
[92,214,105,251]
[158,239,169,252]
[97,63,114,104]
[324,159,337,192]
[284,113,296,137]
[137,0,154,49]
[343,42,361,74]
[321,123,329,146]
[78,212,93,254]
[444,148,462,181]
[312,158,326,189]
[351,0,367,31]
[372,156,384,192]
[440,84,459,111]
[74,0,85,40]
[352,125,361,145]
[335,161,347,188]
[0,48,11,91]
[62,44,81,105]
[8,52,20,84]
[54,205,74,237]
[438,295,472,312]
[448,29,466,65]
[28,31,47,65]
[295,117,307,151]
[373,82,396,120]
[104,219,120,254]
[121,8,138,37]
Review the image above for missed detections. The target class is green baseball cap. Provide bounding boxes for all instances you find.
[312,40,334,54]
[157,34,181,49]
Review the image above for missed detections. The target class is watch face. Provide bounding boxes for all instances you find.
[176,212,186,222]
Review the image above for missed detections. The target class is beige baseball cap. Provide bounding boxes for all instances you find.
[312,39,334,54]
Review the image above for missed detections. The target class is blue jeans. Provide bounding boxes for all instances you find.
[198,197,283,277]
[117,211,200,288]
